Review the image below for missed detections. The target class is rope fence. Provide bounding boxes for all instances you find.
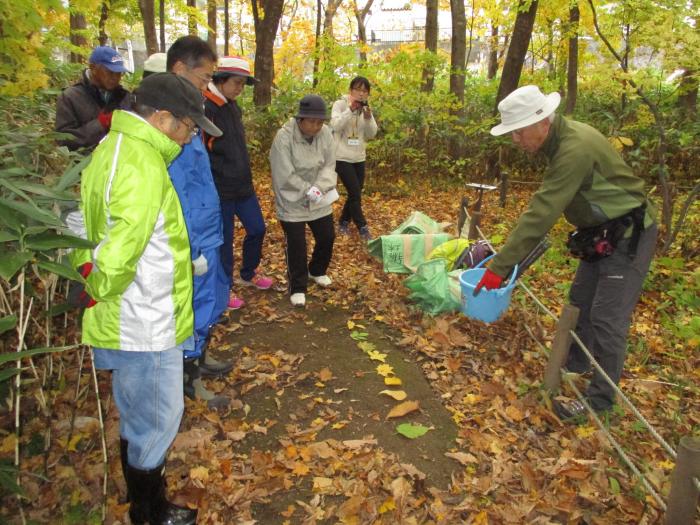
[466,209,700,522]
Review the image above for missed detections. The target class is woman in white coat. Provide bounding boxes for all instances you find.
[330,76,378,240]
[270,95,338,307]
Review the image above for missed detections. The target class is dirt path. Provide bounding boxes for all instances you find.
[197,287,458,523]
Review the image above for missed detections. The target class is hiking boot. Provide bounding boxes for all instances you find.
[227,295,245,310]
[240,273,274,290]
[186,377,230,410]
[309,274,332,287]
[290,293,306,307]
[553,398,588,422]
[359,226,373,241]
[199,349,233,378]
[184,362,230,411]
[338,221,350,235]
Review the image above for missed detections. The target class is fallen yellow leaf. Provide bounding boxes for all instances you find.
[318,367,333,381]
[384,376,402,386]
[0,435,16,454]
[378,497,396,513]
[386,400,420,419]
[380,389,407,401]
[312,476,334,493]
[575,425,596,439]
[367,350,387,362]
[347,320,355,330]
[292,462,310,476]
[376,364,394,377]
[190,465,209,482]
[657,459,675,470]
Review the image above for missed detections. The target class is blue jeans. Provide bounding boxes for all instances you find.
[92,347,184,469]
[220,194,266,286]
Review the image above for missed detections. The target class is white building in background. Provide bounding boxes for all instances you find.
[364,0,452,46]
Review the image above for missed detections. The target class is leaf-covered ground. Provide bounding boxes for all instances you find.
[1,176,698,524]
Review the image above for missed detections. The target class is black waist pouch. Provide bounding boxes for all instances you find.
[567,204,646,263]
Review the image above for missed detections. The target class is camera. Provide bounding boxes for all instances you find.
[358,100,369,107]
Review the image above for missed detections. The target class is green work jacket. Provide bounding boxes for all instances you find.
[490,115,655,277]
[72,110,194,351]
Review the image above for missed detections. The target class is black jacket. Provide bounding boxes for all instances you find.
[55,70,130,152]
[203,88,254,201]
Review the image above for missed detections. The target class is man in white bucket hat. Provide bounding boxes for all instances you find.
[477,85,658,422]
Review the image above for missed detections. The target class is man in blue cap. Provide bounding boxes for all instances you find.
[55,46,131,151]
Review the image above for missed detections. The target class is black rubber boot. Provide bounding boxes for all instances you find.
[126,462,197,525]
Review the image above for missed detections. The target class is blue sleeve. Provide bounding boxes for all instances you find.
[168,145,202,259]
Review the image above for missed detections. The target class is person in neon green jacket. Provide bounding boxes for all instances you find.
[70,73,222,525]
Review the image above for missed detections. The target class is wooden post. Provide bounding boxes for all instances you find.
[467,210,481,240]
[543,304,579,393]
[665,436,700,524]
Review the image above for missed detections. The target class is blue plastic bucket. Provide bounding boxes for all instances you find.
[459,255,518,323]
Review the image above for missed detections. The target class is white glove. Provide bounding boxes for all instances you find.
[306,186,323,204]
[192,254,208,276]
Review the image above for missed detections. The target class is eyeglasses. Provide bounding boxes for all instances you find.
[178,117,199,137]
[190,70,214,83]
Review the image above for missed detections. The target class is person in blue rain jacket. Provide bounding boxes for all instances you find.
[164,36,233,409]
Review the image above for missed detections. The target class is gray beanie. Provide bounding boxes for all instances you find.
[295,94,328,120]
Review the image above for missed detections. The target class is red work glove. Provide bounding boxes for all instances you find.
[68,263,97,309]
[97,110,113,130]
[473,268,504,296]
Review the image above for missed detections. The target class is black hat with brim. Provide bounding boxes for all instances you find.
[295,94,329,120]
[135,73,222,137]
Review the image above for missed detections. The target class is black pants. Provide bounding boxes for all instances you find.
[566,224,657,411]
[336,160,367,228]
[281,214,335,294]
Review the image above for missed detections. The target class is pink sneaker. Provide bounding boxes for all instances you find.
[240,273,274,290]
[227,295,245,310]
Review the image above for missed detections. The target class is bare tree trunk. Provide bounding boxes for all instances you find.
[564,2,579,115]
[620,22,630,113]
[138,0,158,56]
[224,0,230,55]
[187,0,197,35]
[354,0,374,64]
[677,69,698,120]
[69,0,88,64]
[545,19,555,78]
[422,0,438,92]
[98,1,110,46]
[487,23,498,79]
[466,0,476,65]
[448,0,466,158]
[251,0,285,106]
[207,0,217,50]
[159,0,165,51]
[494,0,538,107]
[488,0,538,185]
[312,0,322,87]
[323,0,343,38]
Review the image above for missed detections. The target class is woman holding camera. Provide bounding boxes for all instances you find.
[330,76,378,241]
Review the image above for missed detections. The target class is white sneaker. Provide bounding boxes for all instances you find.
[308,274,332,287]
[290,293,306,307]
